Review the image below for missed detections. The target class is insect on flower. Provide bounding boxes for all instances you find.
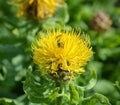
[32,28,93,82]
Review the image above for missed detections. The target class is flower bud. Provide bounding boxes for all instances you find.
[90,12,112,32]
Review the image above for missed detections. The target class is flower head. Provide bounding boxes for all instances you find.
[90,12,112,32]
[12,0,64,19]
[32,28,93,77]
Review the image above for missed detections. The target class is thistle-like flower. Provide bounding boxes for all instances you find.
[32,28,93,81]
[12,0,64,19]
[90,12,112,32]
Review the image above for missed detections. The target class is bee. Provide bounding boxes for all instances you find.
[63,76,71,81]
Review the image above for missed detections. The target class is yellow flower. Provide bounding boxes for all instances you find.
[32,28,93,75]
[12,0,64,19]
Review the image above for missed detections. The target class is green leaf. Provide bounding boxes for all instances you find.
[114,81,120,93]
[94,80,116,95]
[55,3,69,23]
[23,66,59,104]
[0,66,7,81]
[80,69,97,90]
[0,98,16,105]
[82,93,111,105]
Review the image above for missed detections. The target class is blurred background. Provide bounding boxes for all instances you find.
[0,0,120,105]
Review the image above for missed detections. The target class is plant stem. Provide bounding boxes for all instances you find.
[56,82,63,105]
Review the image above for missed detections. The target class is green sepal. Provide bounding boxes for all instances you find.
[47,87,60,101]
[69,83,79,105]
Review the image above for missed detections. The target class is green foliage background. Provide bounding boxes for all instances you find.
[0,0,120,105]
